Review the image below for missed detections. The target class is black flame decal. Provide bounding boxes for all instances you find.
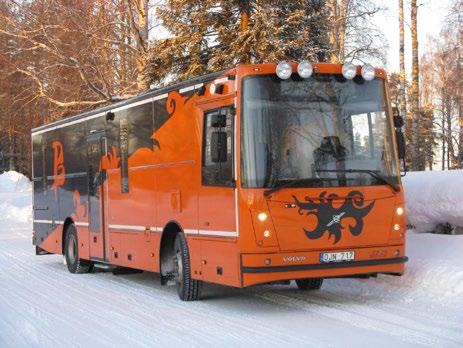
[292,191,375,244]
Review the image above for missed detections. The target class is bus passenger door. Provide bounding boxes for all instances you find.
[198,106,237,238]
[86,132,108,261]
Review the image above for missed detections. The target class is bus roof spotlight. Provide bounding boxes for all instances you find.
[361,64,376,81]
[276,61,292,80]
[342,62,357,79]
[297,61,313,78]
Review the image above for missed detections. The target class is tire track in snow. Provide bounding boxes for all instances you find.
[2,226,462,347]
[256,291,462,348]
[0,230,319,347]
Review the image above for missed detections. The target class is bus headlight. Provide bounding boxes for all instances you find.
[297,61,313,78]
[257,212,268,222]
[396,206,404,216]
[361,64,375,81]
[342,62,357,79]
[276,61,292,80]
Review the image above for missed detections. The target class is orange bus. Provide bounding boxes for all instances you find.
[32,62,407,301]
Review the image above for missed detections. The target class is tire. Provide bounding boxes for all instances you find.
[64,224,93,274]
[174,233,202,301]
[295,278,323,291]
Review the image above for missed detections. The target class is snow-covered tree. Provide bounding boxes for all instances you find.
[147,0,330,85]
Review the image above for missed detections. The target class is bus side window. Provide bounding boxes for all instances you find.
[202,107,234,187]
[119,117,129,193]
[41,137,47,192]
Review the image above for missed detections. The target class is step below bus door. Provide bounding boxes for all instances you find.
[86,133,109,262]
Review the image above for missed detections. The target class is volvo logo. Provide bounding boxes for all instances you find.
[283,255,307,263]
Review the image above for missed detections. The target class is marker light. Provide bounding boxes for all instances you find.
[361,64,376,81]
[297,61,313,78]
[396,207,404,216]
[263,230,271,238]
[209,83,216,94]
[276,61,292,80]
[342,62,357,79]
[258,212,268,222]
[394,224,401,231]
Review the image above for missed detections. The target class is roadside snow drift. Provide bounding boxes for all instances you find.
[0,171,31,226]
[402,170,463,232]
[1,171,462,347]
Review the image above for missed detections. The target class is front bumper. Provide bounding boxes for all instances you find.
[240,244,407,287]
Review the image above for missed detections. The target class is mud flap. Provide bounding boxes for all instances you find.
[35,246,51,256]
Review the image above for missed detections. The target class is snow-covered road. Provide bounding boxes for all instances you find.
[1,174,463,347]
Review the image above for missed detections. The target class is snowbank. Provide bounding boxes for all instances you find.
[0,171,32,227]
[0,171,31,193]
[403,232,463,299]
[402,170,463,233]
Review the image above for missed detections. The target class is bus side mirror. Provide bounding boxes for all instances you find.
[211,114,226,128]
[211,131,227,163]
[395,130,405,160]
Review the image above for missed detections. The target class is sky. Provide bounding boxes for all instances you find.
[373,0,454,73]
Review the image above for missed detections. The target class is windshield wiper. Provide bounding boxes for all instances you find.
[263,178,333,198]
[316,169,400,193]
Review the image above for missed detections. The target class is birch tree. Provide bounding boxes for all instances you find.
[410,0,421,170]
[398,0,407,127]
[327,0,387,64]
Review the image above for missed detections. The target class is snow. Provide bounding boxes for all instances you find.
[402,170,463,233]
[1,171,463,347]
[0,171,32,193]
[0,171,32,226]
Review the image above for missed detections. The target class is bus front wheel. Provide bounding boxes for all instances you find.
[295,278,323,291]
[174,233,202,301]
[64,224,93,274]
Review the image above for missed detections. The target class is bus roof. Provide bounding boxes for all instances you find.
[31,68,231,135]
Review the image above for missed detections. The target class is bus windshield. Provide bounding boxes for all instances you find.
[241,74,400,189]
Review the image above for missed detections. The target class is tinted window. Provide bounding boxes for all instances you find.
[202,107,234,187]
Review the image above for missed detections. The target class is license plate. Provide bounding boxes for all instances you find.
[320,251,355,263]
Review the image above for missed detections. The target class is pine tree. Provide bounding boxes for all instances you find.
[147,1,330,86]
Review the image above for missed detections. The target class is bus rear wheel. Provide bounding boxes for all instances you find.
[64,224,93,274]
[174,233,202,301]
[295,278,323,291]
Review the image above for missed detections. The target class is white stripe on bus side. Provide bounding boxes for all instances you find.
[33,219,53,224]
[108,224,146,231]
[34,220,238,238]
[198,230,238,237]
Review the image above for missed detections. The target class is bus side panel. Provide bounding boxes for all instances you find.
[105,102,160,271]
[32,132,53,248]
[192,239,240,287]
[32,134,50,245]
[33,129,63,254]
[154,93,201,259]
[57,123,89,258]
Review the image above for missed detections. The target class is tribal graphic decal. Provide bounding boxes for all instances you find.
[51,140,65,198]
[292,191,375,244]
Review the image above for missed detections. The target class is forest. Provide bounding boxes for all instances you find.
[0,0,461,175]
